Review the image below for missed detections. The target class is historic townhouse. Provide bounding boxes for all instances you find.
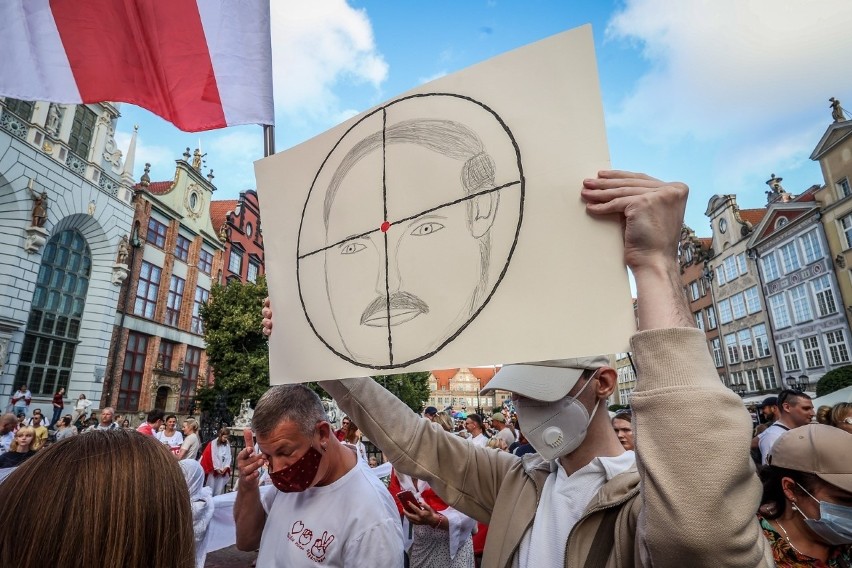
[210,189,265,284]
[102,151,224,419]
[0,97,135,416]
[678,225,721,380]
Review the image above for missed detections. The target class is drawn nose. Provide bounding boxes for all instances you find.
[376,241,402,295]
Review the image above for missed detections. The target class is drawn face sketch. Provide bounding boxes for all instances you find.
[297,94,524,369]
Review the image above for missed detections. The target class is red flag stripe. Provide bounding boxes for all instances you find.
[49,0,227,131]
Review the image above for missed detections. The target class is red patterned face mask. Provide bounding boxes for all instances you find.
[268,446,323,493]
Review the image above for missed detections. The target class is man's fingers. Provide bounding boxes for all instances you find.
[244,429,254,449]
[263,296,270,308]
[596,169,660,182]
[585,196,633,216]
[581,185,657,203]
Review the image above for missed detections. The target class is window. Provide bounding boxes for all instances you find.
[736,253,748,276]
[730,371,742,388]
[68,105,96,159]
[789,284,813,323]
[838,178,851,199]
[710,338,723,368]
[762,254,780,282]
[724,333,740,364]
[753,324,771,358]
[718,299,733,324]
[134,262,161,319]
[780,342,800,372]
[198,249,213,274]
[731,293,747,319]
[724,256,738,282]
[800,231,822,265]
[841,214,852,249]
[719,373,727,386]
[745,369,759,391]
[165,275,185,327]
[801,336,824,368]
[248,261,260,284]
[179,346,202,413]
[694,311,705,331]
[761,367,778,390]
[738,329,755,361]
[228,249,243,275]
[779,242,801,274]
[158,340,175,371]
[769,294,791,329]
[812,275,838,317]
[4,98,34,121]
[744,287,761,314]
[118,332,149,410]
[716,266,726,286]
[825,330,851,364]
[175,235,191,262]
[14,229,90,395]
[191,287,209,334]
[706,306,717,330]
[689,281,701,301]
[146,218,167,249]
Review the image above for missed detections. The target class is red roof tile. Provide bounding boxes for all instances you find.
[469,367,498,384]
[739,208,766,226]
[133,180,174,195]
[210,199,238,232]
[698,237,712,249]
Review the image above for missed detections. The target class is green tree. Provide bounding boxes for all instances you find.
[371,372,431,413]
[199,276,270,416]
[816,365,852,397]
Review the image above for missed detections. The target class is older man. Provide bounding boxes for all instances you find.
[234,384,402,566]
[263,171,774,566]
[86,407,119,432]
[0,414,17,454]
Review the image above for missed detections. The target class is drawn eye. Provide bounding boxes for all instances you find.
[340,242,367,255]
[410,222,445,236]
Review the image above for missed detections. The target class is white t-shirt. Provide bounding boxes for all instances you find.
[758,422,790,465]
[0,431,13,454]
[469,434,488,447]
[257,461,403,566]
[517,451,636,568]
[156,430,185,456]
[181,433,200,460]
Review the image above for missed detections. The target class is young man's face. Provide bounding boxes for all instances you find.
[784,397,815,427]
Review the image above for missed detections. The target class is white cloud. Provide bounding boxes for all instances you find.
[605,0,852,187]
[270,0,388,122]
[205,130,265,190]
[114,129,175,180]
[418,70,448,85]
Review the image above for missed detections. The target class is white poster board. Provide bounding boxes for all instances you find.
[256,25,636,382]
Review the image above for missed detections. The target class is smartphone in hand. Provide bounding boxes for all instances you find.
[396,490,420,510]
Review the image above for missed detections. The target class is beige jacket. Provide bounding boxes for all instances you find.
[321,328,774,567]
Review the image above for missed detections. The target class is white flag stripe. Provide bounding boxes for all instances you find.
[0,0,80,103]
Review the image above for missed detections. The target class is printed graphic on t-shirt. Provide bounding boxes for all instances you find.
[288,520,335,563]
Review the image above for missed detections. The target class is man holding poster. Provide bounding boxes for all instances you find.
[263,171,774,566]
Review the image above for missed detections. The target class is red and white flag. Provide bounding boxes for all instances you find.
[0,0,274,132]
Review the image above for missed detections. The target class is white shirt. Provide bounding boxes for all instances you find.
[758,422,790,465]
[469,433,488,447]
[156,430,185,456]
[0,431,13,454]
[517,451,636,568]
[257,461,403,566]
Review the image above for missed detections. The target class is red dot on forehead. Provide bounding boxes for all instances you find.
[380,221,391,233]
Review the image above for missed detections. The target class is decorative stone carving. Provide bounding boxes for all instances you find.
[24,226,49,254]
[111,263,129,286]
[46,103,62,136]
[27,179,48,227]
[102,126,123,167]
[116,235,130,264]
[233,399,255,428]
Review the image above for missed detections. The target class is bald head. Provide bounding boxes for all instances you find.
[1,413,17,434]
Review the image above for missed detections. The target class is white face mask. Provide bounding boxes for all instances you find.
[514,371,599,461]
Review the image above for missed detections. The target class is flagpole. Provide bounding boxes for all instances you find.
[263,124,275,157]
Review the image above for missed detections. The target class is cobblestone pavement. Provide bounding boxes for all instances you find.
[205,545,257,567]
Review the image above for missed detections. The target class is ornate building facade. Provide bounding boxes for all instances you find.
[101,151,224,419]
[0,97,135,416]
[210,189,265,284]
[427,367,509,414]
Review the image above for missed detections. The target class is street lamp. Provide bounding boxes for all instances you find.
[786,375,808,390]
[732,382,746,397]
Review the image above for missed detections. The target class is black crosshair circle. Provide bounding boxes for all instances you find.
[296,93,525,369]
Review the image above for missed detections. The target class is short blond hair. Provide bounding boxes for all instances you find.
[11,426,41,451]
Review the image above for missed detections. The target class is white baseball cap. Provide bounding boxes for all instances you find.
[480,355,612,402]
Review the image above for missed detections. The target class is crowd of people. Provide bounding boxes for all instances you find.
[0,171,850,568]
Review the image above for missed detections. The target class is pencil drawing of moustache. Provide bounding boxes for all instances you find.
[360,292,430,327]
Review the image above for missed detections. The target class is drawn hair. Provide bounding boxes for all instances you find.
[0,430,194,567]
[253,384,328,438]
[323,119,496,229]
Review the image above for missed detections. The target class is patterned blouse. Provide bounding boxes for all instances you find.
[759,516,852,568]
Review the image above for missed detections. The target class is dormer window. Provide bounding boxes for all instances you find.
[775,217,789,230]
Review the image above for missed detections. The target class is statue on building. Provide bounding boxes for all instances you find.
[192,148,206,170]
[830,97,846,122]
[218,223,228,243]
[87,199,96,216]
[765,173,791,204]
[116,235,130,264]
[27,180,48,228]
[46,103,62,136]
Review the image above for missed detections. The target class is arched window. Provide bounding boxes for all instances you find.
[16,230,91,395]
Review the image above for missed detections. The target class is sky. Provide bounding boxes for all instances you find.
[115,0,852,235]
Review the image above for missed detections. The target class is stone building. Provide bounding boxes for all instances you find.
[749,180,851,394]
[614,352,636,406]
[101,150,224,420]
[0,97,135,417]
[210,189,265,284]
[705,195,780,395]
[427,367,509,414]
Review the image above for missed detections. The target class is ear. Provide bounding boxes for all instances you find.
[316,421,331,446]
[469,192,499,238]
[593,367,617,399]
